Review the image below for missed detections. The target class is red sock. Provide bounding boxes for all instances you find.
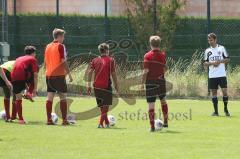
[46,100,53,122]
[16,100,23,120]
[4,98,10,120]
[103,106,109,125]
[99,107,105,126]
[60,100,67,121]
[161,103,168,124]
[148,109,155,128]
[11,101,17,120]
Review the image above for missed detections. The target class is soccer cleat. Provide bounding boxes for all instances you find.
[211,112,219,116]
[47,120,55,125]
[106,124,111,128]
[98,124,104,128]
[62,120,70,126]
[150,127,155,132]
[163,124,168,128]
[224,110,231,117]
[22,92,34,102]
[5,119,11,123]
[19,120,26,124]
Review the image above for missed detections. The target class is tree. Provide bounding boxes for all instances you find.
[125,0,185,55]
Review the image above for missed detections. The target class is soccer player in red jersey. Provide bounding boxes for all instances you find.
[141,36,169,132]
[44,28,73,125]
[87,43,119,128]
[11,46,39,124]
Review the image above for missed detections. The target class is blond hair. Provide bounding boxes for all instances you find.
[98,43,109,54]
[53,28,65,39]
[149,36,161,48]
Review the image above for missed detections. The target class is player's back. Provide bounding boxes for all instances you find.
[45,41,66,77]
[11,55,38,81]
[91,55,115,89]
[144,49,166,80]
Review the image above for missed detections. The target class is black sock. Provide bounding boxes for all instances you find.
[212,97,218,114]
[223,96,229,112]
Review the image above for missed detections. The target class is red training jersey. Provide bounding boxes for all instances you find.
[90,55,116,89]
[11,55,39,81]
[144,49,166,80]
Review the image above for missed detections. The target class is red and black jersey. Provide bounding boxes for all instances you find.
[11,55,38,82]
[144,49,166,80]
[90,55,116,89]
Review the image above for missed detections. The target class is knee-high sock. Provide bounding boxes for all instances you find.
[4,98,10,120]
[60,100,67,121]
[99,107,105,126]
[223,96,229,111]
[46,100,53,121]
[11,101,17,119]
[148,109,155,128]
[103,106,109,125]
[212,97,218,114]
[161,103,168,124]
[16,100,23,120]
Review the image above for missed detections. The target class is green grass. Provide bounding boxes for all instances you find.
[0,97,239,159]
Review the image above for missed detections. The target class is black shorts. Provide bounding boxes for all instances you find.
[145,79,166,103]
[94,86,113,107]
[12,81,27,94]
[209,77,228,90]
[46,76,67,93]
[0,70,11,87]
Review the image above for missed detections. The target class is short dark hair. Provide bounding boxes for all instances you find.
[98,43,109,54]
[208,33,217,40]
[150,36,161,48]
[53,28,65,39]
[24,46,36,55]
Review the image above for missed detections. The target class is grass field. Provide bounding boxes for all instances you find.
[0,97,240,159]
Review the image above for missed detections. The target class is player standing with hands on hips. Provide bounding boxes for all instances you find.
[203,33,230,117]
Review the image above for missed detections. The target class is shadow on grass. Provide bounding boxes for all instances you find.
[102,127,127,130]
[27,121,45,125]
[157,129,182,134]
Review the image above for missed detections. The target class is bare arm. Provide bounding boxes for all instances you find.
[33,72,38,96]
[0,68,12,90]
[218,58,230,64]
[61,59,73,82]
[141,69,148,86]
[111,71,119,93]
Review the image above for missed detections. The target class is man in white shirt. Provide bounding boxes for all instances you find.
[203,33,230,117]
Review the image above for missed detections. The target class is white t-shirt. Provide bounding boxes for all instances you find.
[204,44,229,78]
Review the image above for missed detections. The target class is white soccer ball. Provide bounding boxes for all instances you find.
[67,113,77,124]
[51,113,58,124]
[155,119,163,130]
[0,110,7,120]
[108,115,116,126]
